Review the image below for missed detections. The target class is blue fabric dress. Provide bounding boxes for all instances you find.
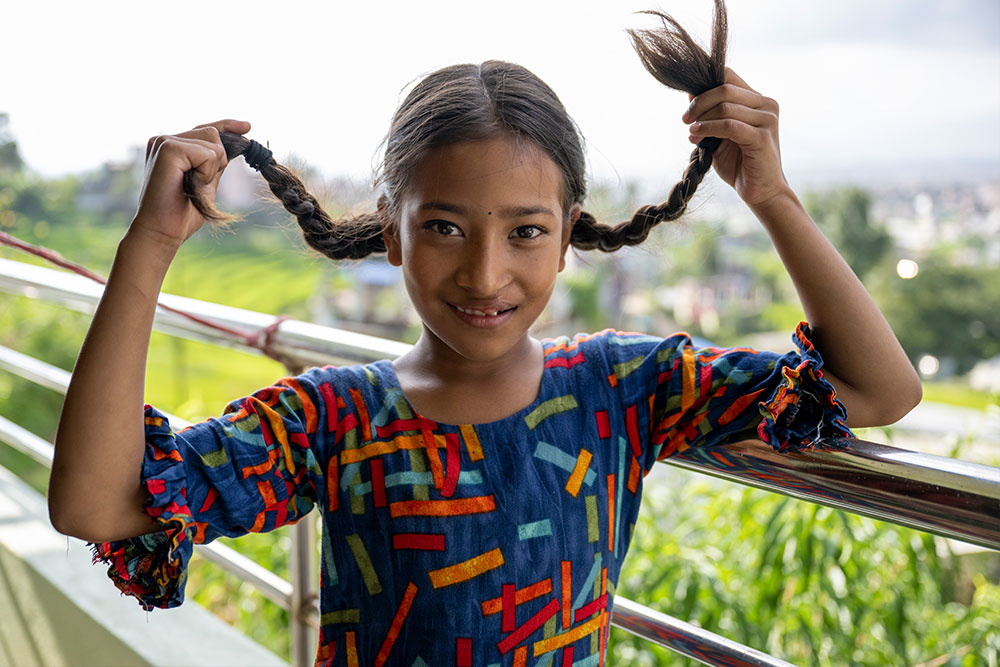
[94,323,851,667]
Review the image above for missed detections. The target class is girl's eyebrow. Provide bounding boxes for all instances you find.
[419,201,555,218]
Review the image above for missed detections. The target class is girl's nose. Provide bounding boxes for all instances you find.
[454,238,511,296]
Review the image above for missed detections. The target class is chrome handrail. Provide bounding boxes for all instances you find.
[671,438,1000,551]
[612,597,797,667]
[0,258,410,366]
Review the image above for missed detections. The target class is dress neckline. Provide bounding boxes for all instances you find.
[369,352,556,429]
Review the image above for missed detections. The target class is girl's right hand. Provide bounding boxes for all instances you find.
[131,119,251,249]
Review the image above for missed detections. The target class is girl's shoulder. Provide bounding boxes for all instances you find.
[541,328,692,367]
[251,361,401,413]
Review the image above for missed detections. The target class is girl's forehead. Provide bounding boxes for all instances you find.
[403,138,565,213]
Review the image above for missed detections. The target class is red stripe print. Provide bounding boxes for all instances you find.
[595,410,611,439]
[348,388,372,441]
[198,487,218,513]
[544,353,585,368]
[481,577,553,616]
[370,458,386,508]
[699,363,714,403]
[497,598,560,654]
[392,533,446,551]
[441,432,461,497]
[456,637,472,667]
[625,404,641,457]
[574,592,608,622]
[319,383,338,431]
[374,582,418,667]
[376,417,439,438]
[502,583,516,631]
[334,412,359,443]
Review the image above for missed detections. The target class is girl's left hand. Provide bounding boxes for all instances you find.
[684,68,789,209]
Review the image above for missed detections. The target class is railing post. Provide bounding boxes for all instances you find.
[290,516,317,667]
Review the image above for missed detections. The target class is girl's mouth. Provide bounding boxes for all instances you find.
[449,303,517,328]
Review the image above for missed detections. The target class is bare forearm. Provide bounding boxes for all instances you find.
[750,188,922,426]
[49,225,179,540]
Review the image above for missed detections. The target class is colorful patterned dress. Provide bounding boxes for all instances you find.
[94,323,851,666]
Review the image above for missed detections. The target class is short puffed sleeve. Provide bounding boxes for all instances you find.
[92,366,339,610]
[584,323,852,473]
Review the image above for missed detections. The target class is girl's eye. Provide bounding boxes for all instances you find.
[426,221,462,236]
[511,225,546,240]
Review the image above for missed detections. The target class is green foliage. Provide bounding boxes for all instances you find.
[611,475,999,666]
[0,112,25,172]
[804,188,892,281]
[563,268,605,331]
[872,250,1000,375]
[921,380,999,411]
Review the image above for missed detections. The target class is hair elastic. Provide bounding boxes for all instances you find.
[243,139,273,171]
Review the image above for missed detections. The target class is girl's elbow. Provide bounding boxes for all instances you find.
[871,376,923,426]
[48,493,95,541]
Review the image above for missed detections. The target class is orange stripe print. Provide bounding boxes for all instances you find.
[481,577,553,616]
[607,474,615,553]
[681,346,696,413]
[564,449,593,498]
[349,388,372,441]
[340,432,447,464]
[390,495,496,518]
[561,560,572,629]
[281,378,318,433]
[428,548,505,589]
[460,424,484,461]
[627,455,641,493]
[374,582,418,667]
[346,631,358,667]
[533,614,604,656]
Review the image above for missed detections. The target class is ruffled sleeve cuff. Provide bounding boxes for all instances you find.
[90,405,196,610]
[756,323,853,452]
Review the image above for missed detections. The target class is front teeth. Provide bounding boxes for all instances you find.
[456,305,501,317]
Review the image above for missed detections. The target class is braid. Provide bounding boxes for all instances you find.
[571,0,728,253]
[181,132,386,260]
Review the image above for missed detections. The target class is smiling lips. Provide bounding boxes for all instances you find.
[449,302,517,328]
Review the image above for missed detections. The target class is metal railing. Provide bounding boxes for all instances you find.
[2,257,999,667]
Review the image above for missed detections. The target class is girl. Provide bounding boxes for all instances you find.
[49,3,920,665]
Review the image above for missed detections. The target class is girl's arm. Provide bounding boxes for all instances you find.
[48,119,250,542]
[684,70,921,427]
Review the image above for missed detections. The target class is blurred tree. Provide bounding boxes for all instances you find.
[873,250,1000,375]
[0,113,25,172]
[804,187,892,282]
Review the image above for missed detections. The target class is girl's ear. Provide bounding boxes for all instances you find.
[379,196,402,267]
[559,203,582,272]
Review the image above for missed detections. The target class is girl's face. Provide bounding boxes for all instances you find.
[383,136,580,367]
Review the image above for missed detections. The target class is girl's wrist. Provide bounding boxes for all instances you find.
[120,219,183,266]
[748,185,805,230]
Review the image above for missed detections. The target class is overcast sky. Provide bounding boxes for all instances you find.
[4,0,999,190]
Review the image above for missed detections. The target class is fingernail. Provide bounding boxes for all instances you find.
[682,98,697,121]
[690,122,702,132]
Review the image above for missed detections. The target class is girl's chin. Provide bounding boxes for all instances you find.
[419,327,535,365]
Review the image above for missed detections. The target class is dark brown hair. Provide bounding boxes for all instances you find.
[185,1,728,258]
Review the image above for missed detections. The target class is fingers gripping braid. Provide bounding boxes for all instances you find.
[180,132,386,259]
[571,1,728,253]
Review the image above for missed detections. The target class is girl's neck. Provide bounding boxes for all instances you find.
[391,333,545,425]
